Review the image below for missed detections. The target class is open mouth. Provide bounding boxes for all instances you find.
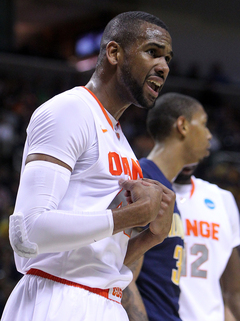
[147,80,162,97]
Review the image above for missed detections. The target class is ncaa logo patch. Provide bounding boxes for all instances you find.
[204,198,215,209]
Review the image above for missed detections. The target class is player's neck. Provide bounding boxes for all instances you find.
[85,77,131,120]
[147,142,185,182]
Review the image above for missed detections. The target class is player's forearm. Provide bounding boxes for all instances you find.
[124,228,160,266]
[9,161,114,258]
[112,200,154,235]
[221,248,240,320]
[122,281,149,321]
[225,292,240,320]
[10,209,113,258]
[112,178,164,235]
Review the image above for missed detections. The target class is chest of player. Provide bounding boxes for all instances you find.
[80,110,141,180]
[177,190,231,244]
[64,103,142,212]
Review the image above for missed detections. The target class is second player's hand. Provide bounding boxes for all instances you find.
[148,182,175,243]
[112,178,163,234]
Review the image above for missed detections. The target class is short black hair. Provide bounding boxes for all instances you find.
[96,11,169,68]
[147,92,202,141]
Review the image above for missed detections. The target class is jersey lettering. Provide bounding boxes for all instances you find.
[169,214,184,285]
[108,152,143,179]
[132,159,143,179]
[181,243,208,278]
[111,287,122,299]
[191,244,208,278]
[186,219,219,240]
[108,152,122,176]
[171,244,183,285]
[122,157,133,179]
[168,213,185,239]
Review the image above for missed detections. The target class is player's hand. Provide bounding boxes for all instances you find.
[148,183,175,243]
[119,178,163,226]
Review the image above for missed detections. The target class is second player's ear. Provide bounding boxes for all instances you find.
[106,41,121,65]
[176,116,189,137]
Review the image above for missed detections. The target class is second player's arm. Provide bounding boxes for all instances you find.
[122,183,175,321]
[221,247,240,320]
[122,256,149,321]
[123,180,175,266]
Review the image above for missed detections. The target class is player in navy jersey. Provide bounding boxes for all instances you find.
[122,92,212,321]
[137,159,183,320]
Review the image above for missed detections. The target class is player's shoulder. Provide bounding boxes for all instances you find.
[193,176,233,199]
[31,87,94,121]
[44,86,92,112]
[192,176,215,189]
[27,87,97,139]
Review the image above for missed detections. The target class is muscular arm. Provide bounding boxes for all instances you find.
[221,247,240,320]
[122,256,149,321]
[122,185,175,320]
[10,154,165,258]
[10,158,114,257]
[124,182,175,266]
[26,153,72,171]
[225,305,237,321]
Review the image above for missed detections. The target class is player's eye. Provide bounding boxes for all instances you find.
[147,49,156,57]
[165,55,172,65]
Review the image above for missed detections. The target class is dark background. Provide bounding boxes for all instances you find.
[0,0,240,316]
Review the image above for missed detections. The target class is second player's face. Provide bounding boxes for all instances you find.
[118,22,173,110]
[184,105,212,164]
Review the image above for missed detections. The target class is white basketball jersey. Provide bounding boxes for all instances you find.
[13,86,142,290]
[173,176,240,321]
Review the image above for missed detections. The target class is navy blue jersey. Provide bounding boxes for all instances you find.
[137,158,184,321]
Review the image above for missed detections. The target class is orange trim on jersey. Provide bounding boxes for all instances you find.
[123,230,132,238]
[83,86,114,130]
[27,268,122,304]
[190,177,195,198]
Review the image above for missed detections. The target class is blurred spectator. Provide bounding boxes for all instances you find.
[0,113,15,159]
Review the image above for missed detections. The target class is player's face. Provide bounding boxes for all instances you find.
[174,165,198,184]
[184,105,212,164]
[118,22,173,110]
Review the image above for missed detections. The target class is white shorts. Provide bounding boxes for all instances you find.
[1,274,129,321]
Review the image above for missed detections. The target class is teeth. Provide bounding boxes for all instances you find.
[147,80,161,92]
[149,80,161,87]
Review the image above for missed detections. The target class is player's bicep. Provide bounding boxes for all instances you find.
[26,153,72,172]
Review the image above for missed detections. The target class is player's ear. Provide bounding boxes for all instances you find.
[106,41,121,65]
[175,116,189,137]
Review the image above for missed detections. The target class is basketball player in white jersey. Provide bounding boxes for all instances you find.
[173,165,240,321]
[1,11,175,321]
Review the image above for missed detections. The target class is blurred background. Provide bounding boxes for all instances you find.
[0,0,240,316]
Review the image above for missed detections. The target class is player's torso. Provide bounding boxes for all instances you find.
[175,177,233,321]
[16,87,142,289]
[59,99,142,212]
